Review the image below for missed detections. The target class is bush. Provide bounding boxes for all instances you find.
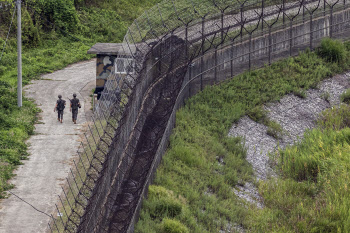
[146,186,184,218]
[344,41,350,51]
[160,219,189,233]
[26,0,80,32]
[247,105,269,123]
[318,104,350,130]
[341,88,350,104]
[317,38,346,63]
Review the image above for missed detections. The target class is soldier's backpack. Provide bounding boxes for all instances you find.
[57,99,66,111]
[71,98,80,110]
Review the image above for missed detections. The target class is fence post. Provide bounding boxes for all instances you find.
[249,34,252,70]
[268,27,272,65]
[302,0,305,23]
[310,14,313,50]
[221,12,224,42]
[214,48,217,83]
[261,0,264,31]
[283,0,285,25]
[230,44,234,77]
[330,8,333,38]
[188,64,192,98]
[240,4,244,42]
[201,17,205,91]
[289,20,293,56]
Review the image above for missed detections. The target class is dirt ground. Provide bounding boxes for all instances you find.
[0,59,96,233]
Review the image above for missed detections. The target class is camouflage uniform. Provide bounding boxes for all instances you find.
[57,99,66,120]
[70,97,80,121]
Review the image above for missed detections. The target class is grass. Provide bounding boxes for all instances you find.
[248,105,284,139]
[340,88,350,104]
[135,39,350,232]
[248,105,350,232]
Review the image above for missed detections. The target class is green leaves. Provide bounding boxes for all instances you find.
[317,38,347,63]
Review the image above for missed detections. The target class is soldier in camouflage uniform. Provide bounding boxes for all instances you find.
[54,95,66,123]
[70,93,81,124]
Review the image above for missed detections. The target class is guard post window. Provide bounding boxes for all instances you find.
[115,58,134,74]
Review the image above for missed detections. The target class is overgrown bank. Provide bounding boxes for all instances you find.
[0,0,161,197]
[135,39,350,232]
[249,105,350,232]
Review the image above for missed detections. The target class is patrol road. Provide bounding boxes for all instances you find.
[0,59,96,233]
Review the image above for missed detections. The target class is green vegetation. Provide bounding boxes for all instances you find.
[341,88,350,104]
[248,105,284,139]
[317,38,347,63]
[0,0,162,197]
[136,39,350,232]
[248,105,350,232]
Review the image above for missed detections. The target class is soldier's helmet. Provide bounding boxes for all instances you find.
[58,95,62,99]
[73,93,77,97]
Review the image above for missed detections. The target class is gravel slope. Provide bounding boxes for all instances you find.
[229,72,350,208]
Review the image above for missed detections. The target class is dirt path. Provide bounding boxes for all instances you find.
[0,59,96,233]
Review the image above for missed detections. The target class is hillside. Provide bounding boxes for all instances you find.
[0,0,161,197]
[135,40,350,232]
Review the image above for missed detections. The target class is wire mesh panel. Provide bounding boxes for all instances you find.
[48,0,350,232]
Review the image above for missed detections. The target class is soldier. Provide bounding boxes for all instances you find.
[54,95,66,123]
[70,93,81,124]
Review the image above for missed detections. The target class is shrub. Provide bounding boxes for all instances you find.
[146,186,184,219]
[26,0,80,32]
[247,105,269,124]
[317,38,346,63]
[344,41,350,51]
[293,88,307,98]
[248,106,284,139]
[318,104,350,130]
[341,88,350,104]
[267,120,283,139]
[160,218,189,233]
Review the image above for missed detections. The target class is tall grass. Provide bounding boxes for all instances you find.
[248,106,350,232]
[136,40,350,232]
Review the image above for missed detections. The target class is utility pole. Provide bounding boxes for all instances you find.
[17,0,22,107]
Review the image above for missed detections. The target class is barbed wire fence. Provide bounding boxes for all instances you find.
[48,0,350,232]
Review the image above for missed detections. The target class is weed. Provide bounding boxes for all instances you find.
[318,104,350,130]
[160,218,189,233]
[317,38,347,63]
[266,120,284,139]
[321,91,330,102]
[251,127,350,232]
[340,88,350,104]
[293,88,307,98]
[248,106,284,139]
[247,105,269,124]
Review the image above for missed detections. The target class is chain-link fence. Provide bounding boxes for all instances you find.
[48,0,350,232]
